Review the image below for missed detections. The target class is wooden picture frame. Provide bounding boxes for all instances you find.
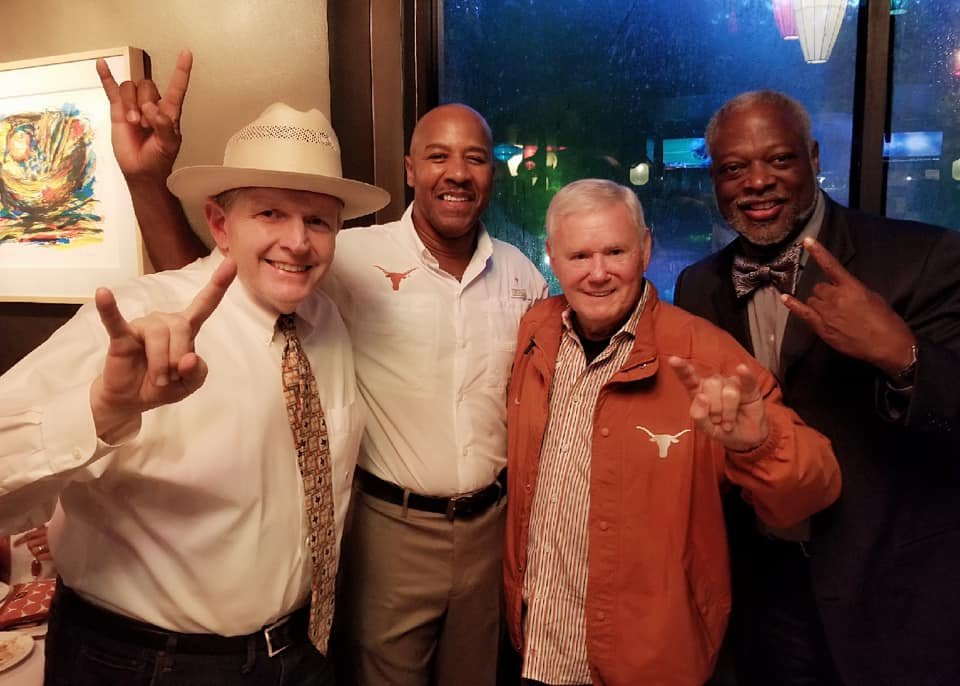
[0,47,145,303]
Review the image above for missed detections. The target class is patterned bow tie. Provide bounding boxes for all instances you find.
[731,243,803,298]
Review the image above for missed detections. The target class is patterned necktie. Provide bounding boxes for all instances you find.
[277,314,336,653]
[731,242,803,299]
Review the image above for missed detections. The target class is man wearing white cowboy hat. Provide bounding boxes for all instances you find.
[99,54,547,685]
[0,97,389,685]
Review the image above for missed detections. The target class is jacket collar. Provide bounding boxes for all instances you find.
[527,283,662,385]
[780,194,856,381]
[399,202,494,286]
[708,243,752,353]
[705,192,853,362]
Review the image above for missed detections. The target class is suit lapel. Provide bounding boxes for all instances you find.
[711,245,753,353]
[780,198,856,381]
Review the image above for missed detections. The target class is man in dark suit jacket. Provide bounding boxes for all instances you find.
[674,90,960,686]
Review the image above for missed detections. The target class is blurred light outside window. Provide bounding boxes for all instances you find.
[440,0,862,300]
[886,3,960,228]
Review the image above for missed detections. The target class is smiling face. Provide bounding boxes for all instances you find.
[404,104,494,244]
[547,199,651,341]
[206,187,341,315]
[710,101,820,247]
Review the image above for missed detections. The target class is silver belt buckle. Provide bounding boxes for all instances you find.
[264,614,292,657]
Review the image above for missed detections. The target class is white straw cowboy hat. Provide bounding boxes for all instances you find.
[167,103,390,220]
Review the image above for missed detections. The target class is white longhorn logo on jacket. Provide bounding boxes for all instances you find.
[635,425,691,458]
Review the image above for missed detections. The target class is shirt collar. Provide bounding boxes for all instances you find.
[797,190,826,267]
[396,203,494,287]
[397,204,425,260]
[213,248,323,346]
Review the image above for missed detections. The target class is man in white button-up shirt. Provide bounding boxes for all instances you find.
[0,92,389,685]
[324,105,547,686]
[115,55,548,686]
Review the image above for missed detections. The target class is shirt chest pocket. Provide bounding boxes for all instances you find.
[347,290,438,392]
[481,300,529,389]
[322,400,364,530]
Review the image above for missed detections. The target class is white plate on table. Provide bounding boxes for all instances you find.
[0,632,34,672]
[0,582,9,603]
[11,623,46,639]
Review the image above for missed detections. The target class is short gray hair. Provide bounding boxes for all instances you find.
[704,90,815,157]
[213,188,243,210]
[546,179,647,238]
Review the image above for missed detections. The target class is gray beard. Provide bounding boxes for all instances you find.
[729,193,818,248]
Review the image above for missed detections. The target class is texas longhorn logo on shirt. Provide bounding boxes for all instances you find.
[373,265,418,291]
[635,425,691,458]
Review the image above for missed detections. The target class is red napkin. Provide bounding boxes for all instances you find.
[0,578,55,629]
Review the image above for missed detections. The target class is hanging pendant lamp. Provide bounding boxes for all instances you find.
[773,0,799,40]
[794,0,847,64]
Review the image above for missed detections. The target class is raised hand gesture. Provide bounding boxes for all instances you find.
[96,49,193,183]
[668,357,768,452]
[781,237,915,378]
[89,258,236,441]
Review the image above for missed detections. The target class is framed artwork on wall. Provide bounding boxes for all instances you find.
[0,47,145,303]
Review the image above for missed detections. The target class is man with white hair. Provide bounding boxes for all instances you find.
[503,178,841,685]
[0,98,389,684]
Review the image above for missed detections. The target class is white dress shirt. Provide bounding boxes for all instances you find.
[0,251,364,635]
[324,204,548,495]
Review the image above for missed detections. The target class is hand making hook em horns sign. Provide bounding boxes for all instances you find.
[780,237,916,379]
[96,49,193,183]
[667,356,769,452]
[89,257,237,442]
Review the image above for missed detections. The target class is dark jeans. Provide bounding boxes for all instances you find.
[43,586,334,686]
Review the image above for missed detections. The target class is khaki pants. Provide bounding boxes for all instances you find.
[336,489,505,686]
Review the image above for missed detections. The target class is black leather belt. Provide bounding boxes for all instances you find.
[54,580,308,657]
[356,467,506,520]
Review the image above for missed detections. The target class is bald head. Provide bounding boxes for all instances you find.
[409,103,493,156]
[404,103,495,244]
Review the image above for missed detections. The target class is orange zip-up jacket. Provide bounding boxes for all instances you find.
[504,288,841,685]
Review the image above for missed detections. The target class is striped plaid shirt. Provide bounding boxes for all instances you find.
[521,288,648,684]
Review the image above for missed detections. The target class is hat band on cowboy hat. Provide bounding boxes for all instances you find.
[167,103,390,220]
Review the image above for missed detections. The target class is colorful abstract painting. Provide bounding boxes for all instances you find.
[0,106,102,248]
[0,47,144,302]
